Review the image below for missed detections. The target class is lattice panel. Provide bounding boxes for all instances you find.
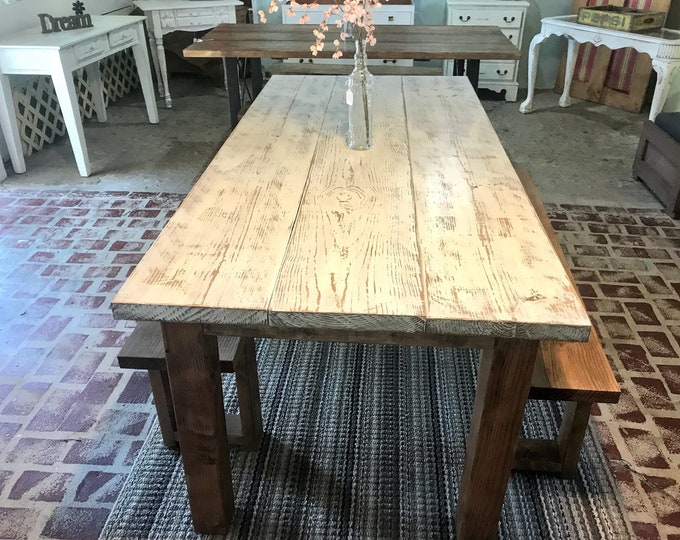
[101,49,140,105]
[10,50,140,156]
[13,76,66,157]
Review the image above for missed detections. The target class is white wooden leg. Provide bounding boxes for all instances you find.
[0,73,26,174]
[649,60,680,121]
[131,25,160,124]
[519,33,547,114]
[155,35,172,108]
[51,66,91,177]
[84,62,107,123]
[145,19,164,96]
[0,155,7,181]
[559,37,578,108]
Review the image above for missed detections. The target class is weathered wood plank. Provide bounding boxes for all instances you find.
[185,24,520,61]
[403,77,591,341]
[269,77,425,332]
[267,62,442,76]
[112,77,334,325]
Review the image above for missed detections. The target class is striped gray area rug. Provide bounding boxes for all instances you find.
[101,339,633,539]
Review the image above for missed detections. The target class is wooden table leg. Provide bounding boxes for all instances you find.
[456,338,538,539]
[224,57,241,130]
[161,322,234,534]
[465,59,480,91]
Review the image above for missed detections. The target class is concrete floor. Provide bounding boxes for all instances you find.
[0,74,664,211]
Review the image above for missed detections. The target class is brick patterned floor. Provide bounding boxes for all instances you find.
[0,190,678,539]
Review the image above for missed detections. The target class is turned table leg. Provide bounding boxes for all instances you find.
[519,33,548,114]
[559,37,578,108]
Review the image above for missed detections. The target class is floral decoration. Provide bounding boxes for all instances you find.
[258,0,385,57]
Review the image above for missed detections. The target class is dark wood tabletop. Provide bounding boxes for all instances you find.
[184,23,521,61]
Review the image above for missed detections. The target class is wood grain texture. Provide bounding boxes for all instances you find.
[112,76,590,342]
[403,77,590,340]
[184,24,520,61]
[161,323,233,533]
[267,62,442,76]
[269,77,425,332]
[113,77,334,325]
[456,338,538,539]
[516,167,620,403]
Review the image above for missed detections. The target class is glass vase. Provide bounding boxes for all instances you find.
[346,33,374,150]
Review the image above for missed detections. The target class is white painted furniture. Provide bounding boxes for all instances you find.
[444,0,529,101]
[520,15,680,120]
[133,0,243,108]
[0,15,158,177]
[282,0,415,66]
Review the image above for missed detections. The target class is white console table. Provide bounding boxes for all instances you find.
[0,15,159,178]
[520,15,680,120]
[133,0,243,108]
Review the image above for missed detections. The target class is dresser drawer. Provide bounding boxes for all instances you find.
[283,5,413,25]
[109,26,137,48]
[175,7,233,26]
[73,35,110,63]
[373,10,414,24]
[479,60,516,81]
[499,27,520,46]
[448,7,524,28]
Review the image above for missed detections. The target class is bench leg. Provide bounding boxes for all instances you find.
[557,401,592,479]
[233,337,263,449]
[148,369,178,448]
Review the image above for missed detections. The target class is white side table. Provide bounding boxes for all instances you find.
[133,0,243,108]
[0,15,159,177]
[520,15,680,120]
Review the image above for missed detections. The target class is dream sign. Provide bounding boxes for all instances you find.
[39,1,93,34]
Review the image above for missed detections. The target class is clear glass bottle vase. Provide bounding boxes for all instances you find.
[346,33,374,150]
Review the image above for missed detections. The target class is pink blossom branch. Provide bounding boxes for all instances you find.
[258,0,385,57]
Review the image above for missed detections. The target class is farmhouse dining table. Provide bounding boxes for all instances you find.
[111,75,591,538]
[183,23,521,128]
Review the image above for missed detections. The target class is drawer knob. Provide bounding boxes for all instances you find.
[503,16,516,23]
[496,69,509,76]
[459,15,471,22]
[388,15,394,21]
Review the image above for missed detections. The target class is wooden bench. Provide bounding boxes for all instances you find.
[118,322,262,449]
[513,168,621,479]
[267,62,442,77]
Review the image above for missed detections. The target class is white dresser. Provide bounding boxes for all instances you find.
[444,0,528,101]
[282,0,414,66]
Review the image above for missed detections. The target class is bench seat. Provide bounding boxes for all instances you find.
[514,168,621,478]
[118,322,262,449]
[267,62,442,77]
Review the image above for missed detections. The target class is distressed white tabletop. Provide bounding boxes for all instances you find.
[112,75,590,342]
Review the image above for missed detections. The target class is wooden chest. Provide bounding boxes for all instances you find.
[577,6,666,33]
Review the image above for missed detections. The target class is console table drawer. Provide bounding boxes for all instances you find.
[160,7,232,28]
[109,26,137,48]
[449,8,524,28]
[73,35,110,62]
[480,60,516,81]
